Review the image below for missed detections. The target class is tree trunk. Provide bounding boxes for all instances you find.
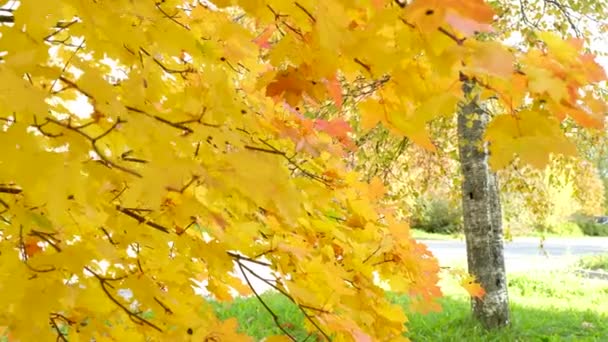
[457,81,510,329]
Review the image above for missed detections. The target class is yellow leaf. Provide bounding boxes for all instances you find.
[525,66,568,102]
[485,110,576,169]
[460,274,486,299]
[359,99,384,131]
[536,31,579,62]
[0,67,48,116]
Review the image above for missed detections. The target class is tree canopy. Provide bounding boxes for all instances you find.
[0,0,605,341]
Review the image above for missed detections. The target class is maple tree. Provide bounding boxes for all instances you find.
[0,0,606,341]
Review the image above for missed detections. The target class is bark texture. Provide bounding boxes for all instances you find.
[457,82,510,329]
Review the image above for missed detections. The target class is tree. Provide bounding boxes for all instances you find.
[458,80,510,328]
[0,0,605,341]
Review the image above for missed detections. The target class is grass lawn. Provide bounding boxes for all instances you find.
[577,254,608,272]
[213,271,608,341]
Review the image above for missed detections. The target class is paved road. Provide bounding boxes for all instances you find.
[422,237,608,272]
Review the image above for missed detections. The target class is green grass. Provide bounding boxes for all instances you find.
[212,271,608,341]
[578,254,608,272]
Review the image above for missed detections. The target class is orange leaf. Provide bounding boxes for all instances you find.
[408,297,442,314]
[371,0,389,9]
[445,11,493,37]
[324,73,343,108]
[265,68,308,106]
[253,25,275,49]
[313,118,351,137]
[368,177,386,202]
[449,0,496,23]
[467,40,514,78]
[313,118,355,149]
[24,237,42,257]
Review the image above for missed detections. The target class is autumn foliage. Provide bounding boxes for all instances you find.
[0,0,605,341]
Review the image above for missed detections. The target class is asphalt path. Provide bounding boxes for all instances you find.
[421,237,608,272]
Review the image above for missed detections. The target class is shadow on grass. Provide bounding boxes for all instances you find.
[213,291,608,341]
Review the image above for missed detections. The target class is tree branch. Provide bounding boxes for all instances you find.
[116,205,171,234]
[0,15,13,24]
[46,116,142,177]
[236,261,298,341]
[237,260,332,341]
[84,266,163,332]
[0,186,22,194]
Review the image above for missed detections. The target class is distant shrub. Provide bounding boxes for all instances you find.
[411,199,462,235]
[537,221,584,236]
[571,214,608,237]
[577,254,608,272]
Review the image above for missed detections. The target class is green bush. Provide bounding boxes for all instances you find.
[535,221,584,236]
[577,254,608,272]
[411,199,462,235]
[571,214,608,236]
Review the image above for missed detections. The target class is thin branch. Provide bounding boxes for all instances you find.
[31,117,64,137]
[176,221,196,236]
[249,139,332,187]
[0,15,14,24]
[353,58,372,76]
[0,198,9,210]
[121,150,149,164]
[84,266,163,332]
[45,116,142,177]
[244,145,286,155]
[125,106,194,134]
[57,76,93,98]
[542,0,581,36]
[29,230,62,252]
[165,175,199,193]
[43,19,79,41]
[139,47,194,75]
[227,252,272,267]
[254,248,277,259]
[238,261,332,341]
[437,26,465,45]
[294,2,316,23]
[49,316,69,342]
[0,186,22,194]
[155,2,190,31]
[116,205,171,234]
[93,118,126,142]
[237,262,297,341]
[19,225,56,273]
[362,241,382,264]
[51,313,76,325]
[99,227,118,245]
[154,297,174,314]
